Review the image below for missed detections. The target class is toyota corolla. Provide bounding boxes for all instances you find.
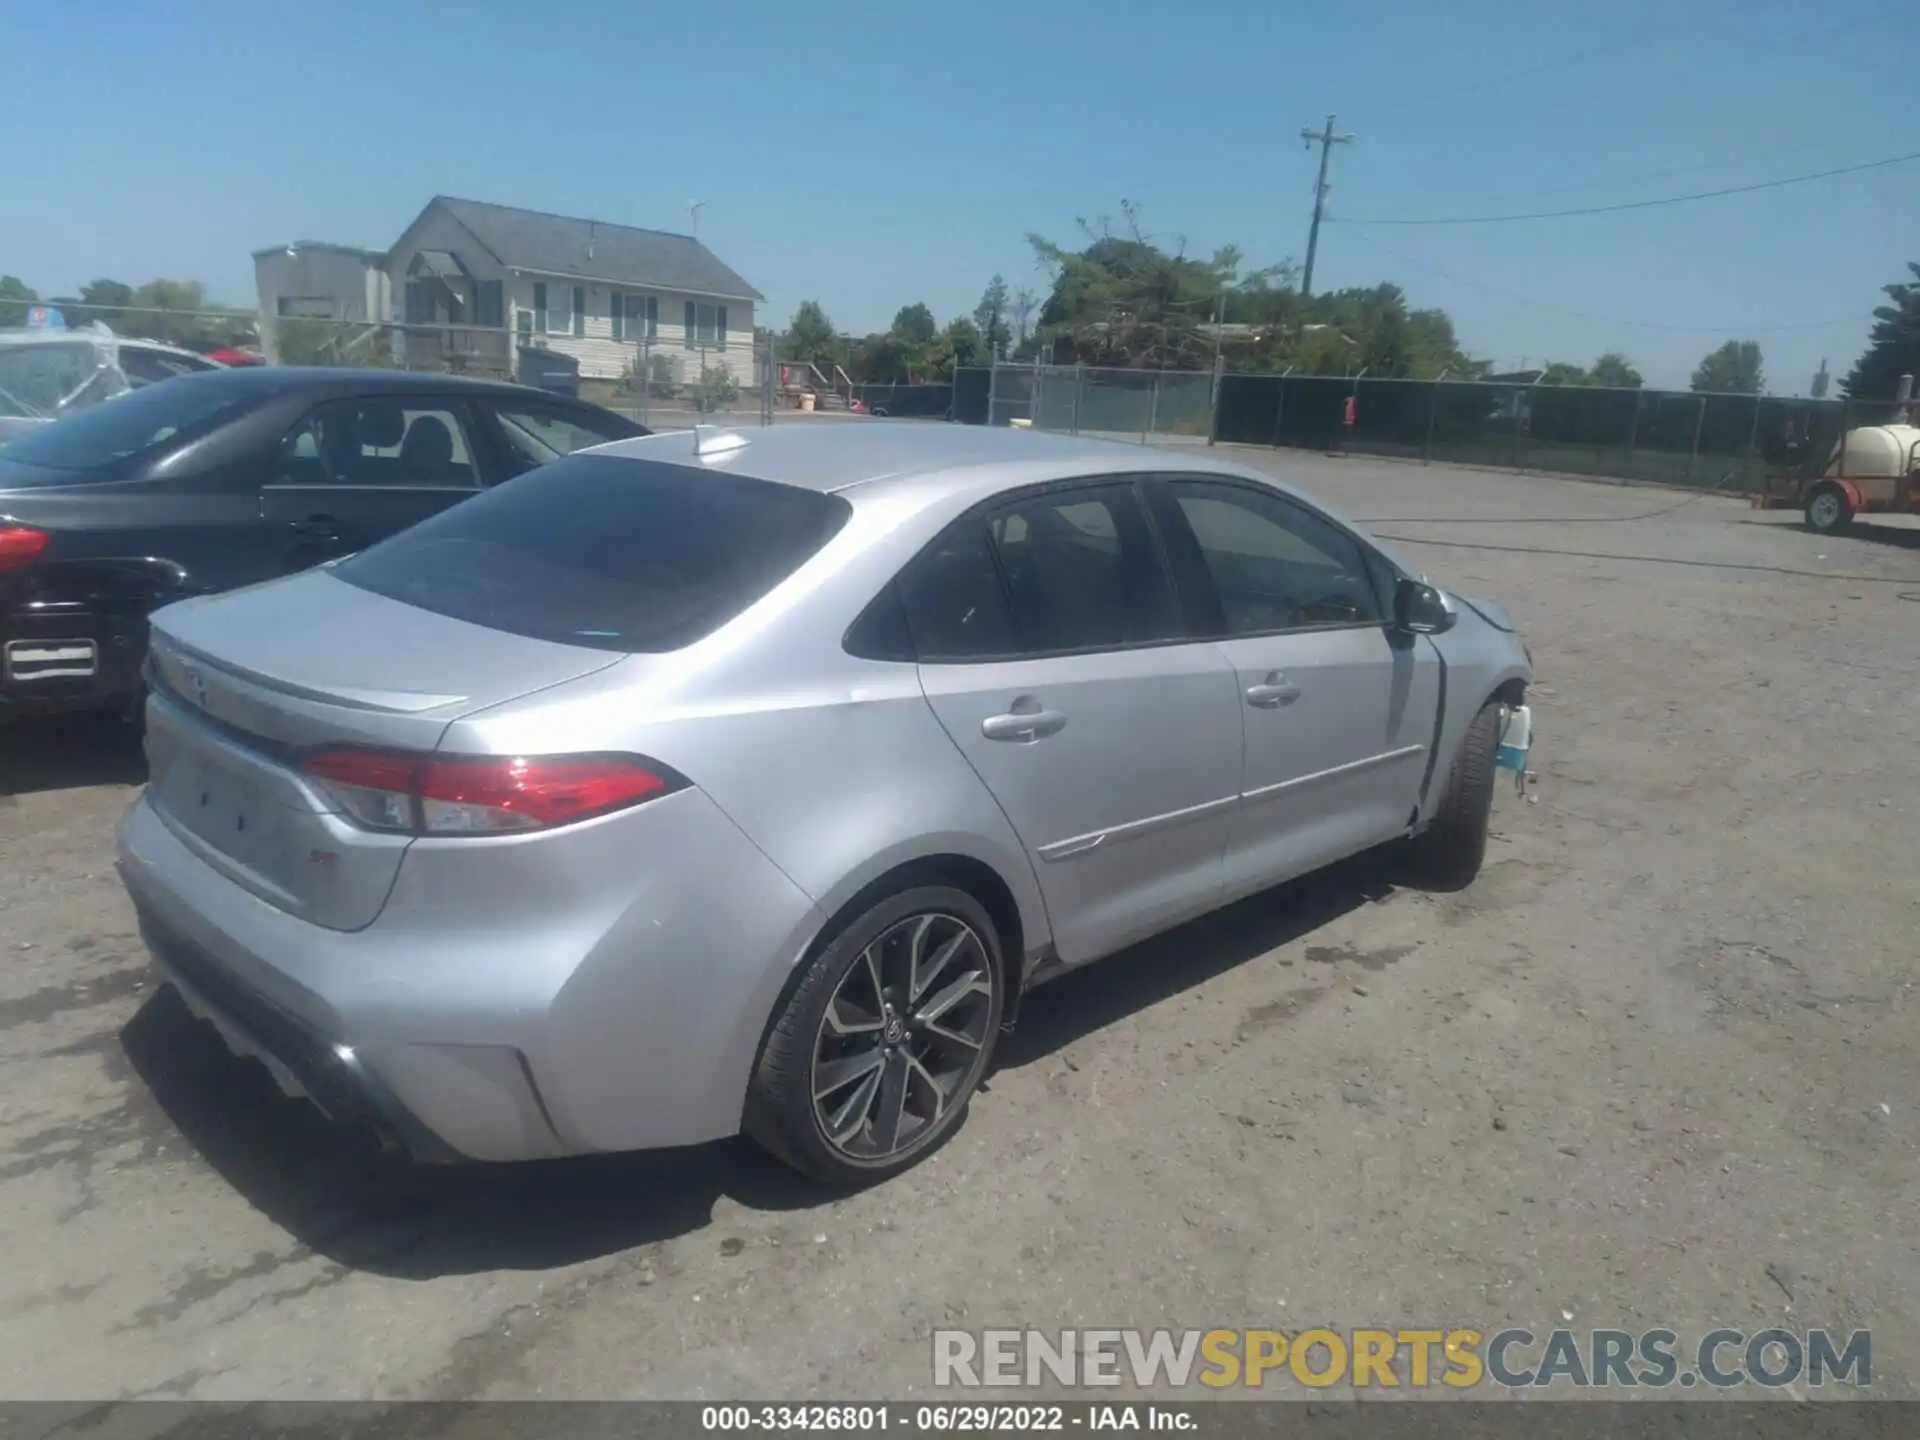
[116,423,1532,1185]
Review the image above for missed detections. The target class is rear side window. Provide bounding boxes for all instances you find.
[333,454,851,653]
[986,484,1178,653]
[271,400,481,489]
[893,482,1178,661]
[0,378,262,477]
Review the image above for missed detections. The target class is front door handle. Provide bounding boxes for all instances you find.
[289,514,340,539]
[981,708,1068,742]
[1245,675,1302,708]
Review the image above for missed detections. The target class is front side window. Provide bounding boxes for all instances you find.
[271,400,480,489]
[1162,479,1384,634]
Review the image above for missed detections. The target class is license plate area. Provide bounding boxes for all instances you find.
[154,747,276,861]
[4,638,97,683]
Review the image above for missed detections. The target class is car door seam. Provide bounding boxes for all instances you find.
[1414,636,1449,817]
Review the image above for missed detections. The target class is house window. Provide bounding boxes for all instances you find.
[572,286,586,338]
[613,294,658,342]
[533,282,548,334]
[476,280,504,329]
[404,282,434,324]
[684,302,728,350]
[543,283,573,336]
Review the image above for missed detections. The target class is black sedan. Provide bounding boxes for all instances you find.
[0,368,648,720]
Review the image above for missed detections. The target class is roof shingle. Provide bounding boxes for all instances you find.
[428,197,763,301]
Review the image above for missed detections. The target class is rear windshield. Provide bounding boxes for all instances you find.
[333,454,853,653]
[0,377,261,474]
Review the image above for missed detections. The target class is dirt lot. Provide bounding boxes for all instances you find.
[2,448,1917,1403]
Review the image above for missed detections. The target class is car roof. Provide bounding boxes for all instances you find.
[152,366,587,400]
[593,421,1259,498]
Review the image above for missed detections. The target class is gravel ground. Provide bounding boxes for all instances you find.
[1,449,1916,1403]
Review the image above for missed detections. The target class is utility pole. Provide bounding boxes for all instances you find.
[1300,114,1355,299]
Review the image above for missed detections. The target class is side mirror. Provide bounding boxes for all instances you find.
[1393,577,1456,635]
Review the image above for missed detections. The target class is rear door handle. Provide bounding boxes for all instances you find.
[289,515,340,539]
[981,709,1068,742]
[1245,677,1302,708]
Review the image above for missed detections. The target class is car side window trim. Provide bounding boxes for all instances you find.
[871,473,1214,665]
[1144,473,1396,641]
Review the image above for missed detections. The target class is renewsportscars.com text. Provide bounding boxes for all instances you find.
[932,1327,1871,1390]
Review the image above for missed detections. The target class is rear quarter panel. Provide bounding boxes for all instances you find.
[434,473,1054,961]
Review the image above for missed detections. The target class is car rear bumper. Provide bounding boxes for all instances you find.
[1,585,147,718]
[116,786,828,1164]
[134,903,467,1164]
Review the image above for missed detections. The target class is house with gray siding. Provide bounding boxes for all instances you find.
[251,241,391,363]
[385,196,763,387]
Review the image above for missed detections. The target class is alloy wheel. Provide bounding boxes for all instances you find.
[809,911,996,1161]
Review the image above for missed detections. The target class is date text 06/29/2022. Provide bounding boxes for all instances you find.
[702,1405,1191,1431]
[929,1327,1871,1391]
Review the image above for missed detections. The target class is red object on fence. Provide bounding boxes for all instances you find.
[1343,395,1357,428]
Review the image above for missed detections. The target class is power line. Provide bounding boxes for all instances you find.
[1341,230,1868,335]
[1384,137,1883,211]
[1331,150,1920,226]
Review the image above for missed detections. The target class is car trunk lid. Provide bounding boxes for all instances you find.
[143,569,625,930]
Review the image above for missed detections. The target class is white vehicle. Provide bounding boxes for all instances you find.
[0,323,225,446]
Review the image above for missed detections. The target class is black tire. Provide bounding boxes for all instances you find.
[1804,482,1854,535]
[1403,701,1501,892]
[744,885,1005,1186]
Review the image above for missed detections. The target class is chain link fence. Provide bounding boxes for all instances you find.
[982,362,1217,441]
[963,361,1878,495]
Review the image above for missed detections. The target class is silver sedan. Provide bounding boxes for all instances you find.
[116,423,1533,1186]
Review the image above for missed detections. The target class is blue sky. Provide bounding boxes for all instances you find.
[3,0,1912,392]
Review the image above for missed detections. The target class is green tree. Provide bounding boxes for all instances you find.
[1028,205,1232,368]
[1843,261,1920,401]
[973,275,1012,359]
[77,278,134,331]
[1690,339,1764,395]
[1010,288,1037,348]
[1539,361,1591,386]
[0,275,37,327]
[891,302,937,347]
[783,299,838,370]
[923,316,987,378]
[1588,351,1644,389]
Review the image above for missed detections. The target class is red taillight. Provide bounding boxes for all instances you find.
[0,525,50,572]
[299,749,679,835]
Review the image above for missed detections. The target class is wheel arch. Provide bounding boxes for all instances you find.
[737,843,1046,1130]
